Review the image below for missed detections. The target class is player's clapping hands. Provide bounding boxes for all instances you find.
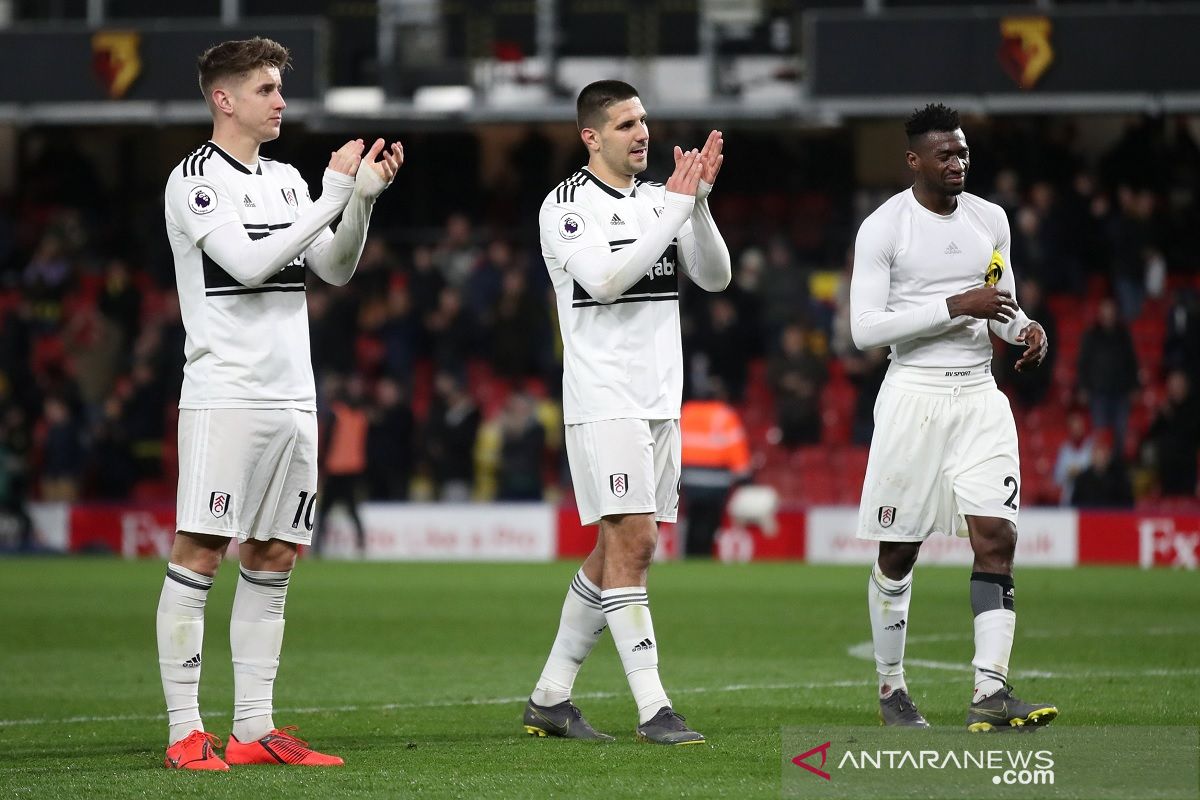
[356,138,404,199]
[697,129,724,187]
[327,139,366,176]
[666,146,705,197]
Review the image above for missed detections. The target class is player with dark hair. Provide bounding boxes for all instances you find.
[157,37,402,769]
[522,80,731,744]
[850,103,1058,731]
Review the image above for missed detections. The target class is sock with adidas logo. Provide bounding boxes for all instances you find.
[532,569,606,707]
[970,572,1016,703]
[602,587,670,724]
[868,562,912,699]
[230,568,290,743]
[157,562,213,745]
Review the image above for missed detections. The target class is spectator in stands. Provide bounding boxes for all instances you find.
[122,359,167,480]
[1107,185,1164,320]
[365,377,414,501]
[87,394,135,499]
[97,256,142,348]
[680,378,751,558]
[1071,430,1134,508]
[767,323,827,447]
[421,370,480,501]
[689,295,748,403]
[1140,369,1200,498]
[39,395,83,501]
[1002,278,1056,408]
[379,283,420,388]
[1076,296,1139,453]
[425,285,479,378]
[466,237,511,318]
[0,403,33,550]
[845,346,889,446]
[432,211,480,289]
[407,244,446,357]
[759,236,811,344]
[1052,407,1094,506]
[1009,206,1050,289]
[488,265,550,381]
[1164,287,1200,379]
[23,233,72,331]
[316,375,370,555]
[496,392,546,501]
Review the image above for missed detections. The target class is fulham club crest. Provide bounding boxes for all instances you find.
[878,506,896,528]
[281,187,298,206]
[210,491,231,518]
[609,473,628,498]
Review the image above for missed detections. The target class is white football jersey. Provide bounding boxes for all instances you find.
[540,167,689,424]
[165,142,333,410]
[851,188,1030,368]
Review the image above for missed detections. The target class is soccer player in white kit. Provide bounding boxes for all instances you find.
[156,37,402,769]
[522,81,731,745]
[851,104,1058,731]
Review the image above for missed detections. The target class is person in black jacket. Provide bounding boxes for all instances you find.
[1076,297,1139,455]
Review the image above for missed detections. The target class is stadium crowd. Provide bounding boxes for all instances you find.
[0,113,1198,532]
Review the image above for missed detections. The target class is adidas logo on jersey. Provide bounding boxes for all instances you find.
[944,241,962,255]
[610,213,624,225]
[182,653,202,668]
[243,194,256,208]
[631,638,655,652]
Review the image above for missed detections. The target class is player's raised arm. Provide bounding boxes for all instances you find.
[676,131,731,293]
[307,137,404,286]
[181,139,368,288]
[557,149,702,304]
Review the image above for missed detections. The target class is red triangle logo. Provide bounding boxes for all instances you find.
[792,741,832,780]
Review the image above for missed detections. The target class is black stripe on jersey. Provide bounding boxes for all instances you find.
[571,243,679,307]
[572,293,679,308]
[243,222,293,231]
[207,141,262,175]
[202,250,306,293]
[208,286,306,297]
[555,170,590,203]
[581,167,628,199]
[635,178,664,188]
[181,143,216,178]
[609,239,637,251]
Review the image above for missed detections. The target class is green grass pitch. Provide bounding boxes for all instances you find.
[0,559,1197,798]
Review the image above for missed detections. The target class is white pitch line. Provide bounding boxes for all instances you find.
[0,678,874,729]
[847,638,1200,679]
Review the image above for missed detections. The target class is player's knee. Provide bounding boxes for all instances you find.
[878,542,919,580]
[171,531,227,577]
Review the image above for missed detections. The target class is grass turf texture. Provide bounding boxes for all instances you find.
[0,559,1196,799]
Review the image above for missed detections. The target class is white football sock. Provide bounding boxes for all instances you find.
[868,562,912,698]
[972,609,1016,703]
[602,587,670,724]
[230,568,289,743]
[157,563,212,745]
[531,570,606,707]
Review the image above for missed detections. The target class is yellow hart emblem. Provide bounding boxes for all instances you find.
[985,249,1005,287]
[92,31,142,99]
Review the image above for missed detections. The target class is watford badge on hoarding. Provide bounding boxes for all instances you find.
[998,17,1053,90]
[92,31,142,99]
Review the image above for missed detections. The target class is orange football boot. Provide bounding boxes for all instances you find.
[163,730,229,771]
[225,725,344,766]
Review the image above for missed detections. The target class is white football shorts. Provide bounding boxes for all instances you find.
[857,363,1020,542]
[565,417,681,526]
[176,408,319,544]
